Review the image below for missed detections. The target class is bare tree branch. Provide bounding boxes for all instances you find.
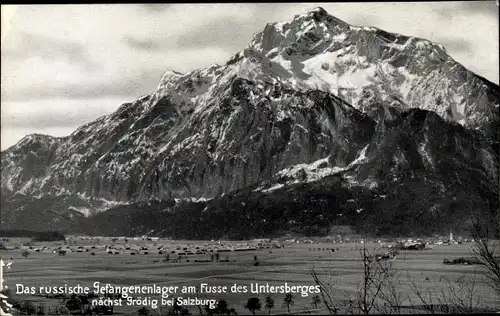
[470,218,500,297]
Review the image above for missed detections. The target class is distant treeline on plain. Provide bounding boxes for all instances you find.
[0,229,65,241]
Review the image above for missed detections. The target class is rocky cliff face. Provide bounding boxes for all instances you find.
[1,7,498,235]
[1,78,375,202]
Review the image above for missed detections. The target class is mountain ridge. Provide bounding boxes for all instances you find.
[1,7,498,237]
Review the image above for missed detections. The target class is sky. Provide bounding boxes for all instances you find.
[1,2,498,150]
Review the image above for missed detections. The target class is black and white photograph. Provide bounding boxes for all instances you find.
[0,2,499,315]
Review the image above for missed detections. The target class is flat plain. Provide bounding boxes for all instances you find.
[2,238,499,315]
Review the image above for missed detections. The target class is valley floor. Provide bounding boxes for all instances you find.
[2,239,499,315]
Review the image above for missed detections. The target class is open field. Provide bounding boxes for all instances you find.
[1,238,499,315]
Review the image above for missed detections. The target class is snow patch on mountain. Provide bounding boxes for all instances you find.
[68,206,94,217]
[258,145,370,192]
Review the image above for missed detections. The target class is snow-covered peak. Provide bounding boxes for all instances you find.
[249,8,349,55]
[235,7,498,129]
[156,69,184,90]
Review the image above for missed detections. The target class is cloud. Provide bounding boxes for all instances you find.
[138,4,172,13]
[122,36,163,51]
[128,4,279,53]
[460,1,499,17]
[342,13,380,27]
[2,32,97,71]
[1,46,232,102]
[1,98,129,130]
[436,1,499,20]
[437,37,474,54]
[2,68,163,102]
[174,16,255,51]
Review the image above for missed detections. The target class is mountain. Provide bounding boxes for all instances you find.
[247,8,499,127]
[82,106,498,239]
[1,8,498,237]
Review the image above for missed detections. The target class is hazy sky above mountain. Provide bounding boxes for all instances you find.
[1,2,498,150]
